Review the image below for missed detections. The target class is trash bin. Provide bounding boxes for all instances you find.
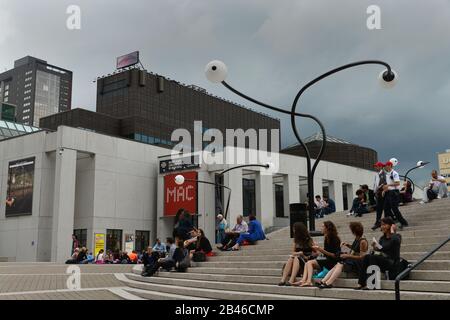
[289,203,308,238]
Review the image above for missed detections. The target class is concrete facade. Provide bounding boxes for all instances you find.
[1,126,386,262]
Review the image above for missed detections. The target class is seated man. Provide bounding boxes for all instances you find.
[314,195,326,218]
[231,215,266,251]
[152,238,167,257]
[217,214,248,251]
[347,189,369,217]
[421,170,449,204]
[361,184,376,212]
[322,195,336,216]
[356,217,401,289]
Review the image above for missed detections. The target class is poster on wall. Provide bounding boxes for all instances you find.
[5,157,35,217]
[94,233,105,257]
[164,171,197,216]
[125,234,135,253]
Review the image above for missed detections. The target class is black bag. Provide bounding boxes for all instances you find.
[389,258,411,280]
[193,251,206,262]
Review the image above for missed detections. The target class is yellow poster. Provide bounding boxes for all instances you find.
[94,233,105,257]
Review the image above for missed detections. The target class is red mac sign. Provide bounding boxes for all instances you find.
[164,171,198,216]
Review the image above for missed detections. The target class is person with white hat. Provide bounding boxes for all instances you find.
[216,214,228,244]
[383,161,409,230]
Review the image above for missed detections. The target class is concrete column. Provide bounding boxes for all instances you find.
[255,173,274,230]
[283,174,300,217]
[223,168,243,229]
[197,171,216,243]
[51,148,77,263]
[329,180,344,212]
[346,184,355,211]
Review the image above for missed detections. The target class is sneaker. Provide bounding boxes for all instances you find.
[346,212,354,217]
[437,195,442,199]
[371,224,381,231]
[419,201,426,204]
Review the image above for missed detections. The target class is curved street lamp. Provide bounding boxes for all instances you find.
[174,163,271,221]
[205,60,397,232]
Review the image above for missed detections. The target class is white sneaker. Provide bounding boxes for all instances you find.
[346,212,354,217]
[419,201,426,204]
[437,195,442,199]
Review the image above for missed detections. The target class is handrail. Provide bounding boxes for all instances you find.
[395,234,450,300]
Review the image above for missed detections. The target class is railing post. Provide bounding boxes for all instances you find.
[395,279,401,301]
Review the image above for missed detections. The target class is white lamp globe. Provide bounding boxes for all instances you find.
[266,162,274,170]
[175,175,185,185]
[389,158,399,167]
[379,69,398,89]
[417,161,425,168]
[205,60,228,83]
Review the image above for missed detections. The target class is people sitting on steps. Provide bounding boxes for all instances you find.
[217,214,248,251]
[144,237,190,277]
[360,184,376,212]
[314,195,327,219]
[184,228,213,261]
[278,222,317,286]
[231,215,266,251]
[317,222,368,289]
[356,217,402,290]
[383,161,409,230]
[321,195,336,217]
[347,189,369,217]
[399,180,413,205]
[293,221,341,287]
[420,170,449,204]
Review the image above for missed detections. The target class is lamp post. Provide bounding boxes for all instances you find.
[205,60,397,232]
[401,161,430,194]
[174,163,272,221]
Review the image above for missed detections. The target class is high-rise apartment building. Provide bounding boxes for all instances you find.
[0,56,72,126]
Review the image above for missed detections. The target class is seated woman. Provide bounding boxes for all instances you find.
[231,215,266,251]
[356,217,402,289]
[399,181,413,204]
[278,222,316,286]
[347,189,369,217]
[318,222,368,289]
[184,228,213,259]
[294,221,341,287]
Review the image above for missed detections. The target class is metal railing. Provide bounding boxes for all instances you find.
[395,235,450,300]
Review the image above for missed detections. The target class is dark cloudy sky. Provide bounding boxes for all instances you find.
[1,0,449,186]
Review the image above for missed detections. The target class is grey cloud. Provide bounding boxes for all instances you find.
[1,0,449,184]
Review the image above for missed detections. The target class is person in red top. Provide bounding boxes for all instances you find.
[128,251,138,264]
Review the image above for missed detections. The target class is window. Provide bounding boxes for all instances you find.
[275,185,285,217]
[242,179,256,217]
[24,96,31,101]
[23,109,30,113]
[106,229,123,252]
[135,231,150,253]
[73,229,87,248]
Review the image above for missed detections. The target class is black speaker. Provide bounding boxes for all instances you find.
[289,203,307,238]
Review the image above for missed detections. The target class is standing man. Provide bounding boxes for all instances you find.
[383,161,409,230]
[420,170,449,204]
[371,162,386,230]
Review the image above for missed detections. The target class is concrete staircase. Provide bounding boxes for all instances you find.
[117,199,450,300]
